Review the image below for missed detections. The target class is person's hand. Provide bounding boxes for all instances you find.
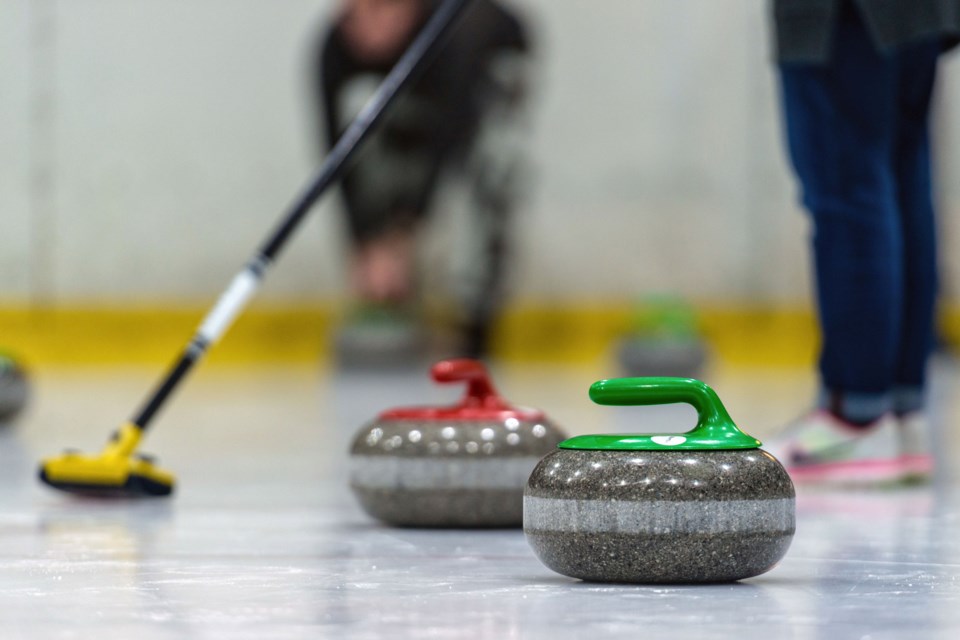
[351,229,416,303]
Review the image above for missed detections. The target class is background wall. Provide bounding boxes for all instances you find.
[1,0,958,307]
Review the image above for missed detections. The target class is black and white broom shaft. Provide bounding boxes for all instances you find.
[132,256,267,428]
[128,0,473,433]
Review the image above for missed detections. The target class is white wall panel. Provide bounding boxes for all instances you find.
[1,0,957,304]
[0,0,33,299]
[50,0,341,301]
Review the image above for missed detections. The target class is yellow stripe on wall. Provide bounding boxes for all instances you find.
[0,301,816,367]
[0,305,333,366]
[2,301,956,368]
[490,303,819,366]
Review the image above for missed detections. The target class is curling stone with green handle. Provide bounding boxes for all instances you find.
[334,304,428,370]
[617,295,707,379]
[350,359,567,527]
[524,377,795,583]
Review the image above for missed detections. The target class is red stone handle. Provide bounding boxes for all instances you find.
[378,358,542,420]
[430,359,507,409]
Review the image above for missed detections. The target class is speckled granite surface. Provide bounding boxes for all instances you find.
[350,418,566,527]
[524,449,795,582]
[0,359,29,422]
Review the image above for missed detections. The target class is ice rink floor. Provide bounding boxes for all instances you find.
[1,358,959,639]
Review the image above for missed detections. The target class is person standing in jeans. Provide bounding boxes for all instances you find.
[769,0,960,483]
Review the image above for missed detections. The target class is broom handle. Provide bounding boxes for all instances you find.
[130,0,473,431]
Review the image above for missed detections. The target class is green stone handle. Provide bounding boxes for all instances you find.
[559,377,761,451]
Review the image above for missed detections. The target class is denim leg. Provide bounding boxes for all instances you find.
[778,8,902,418]
[892,41,940,402]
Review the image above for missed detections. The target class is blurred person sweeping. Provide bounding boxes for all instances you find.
[769,0,960,483]
[313,0,532,364]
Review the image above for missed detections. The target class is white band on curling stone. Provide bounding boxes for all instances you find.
[350,455,544,490]
[523,496,795,535]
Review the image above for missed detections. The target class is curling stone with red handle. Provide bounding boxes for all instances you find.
[350,359,568,527]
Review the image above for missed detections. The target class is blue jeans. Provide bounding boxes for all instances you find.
[778,7,941,421]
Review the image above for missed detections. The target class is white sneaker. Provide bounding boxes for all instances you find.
[897,412,934,482]
[764,411,902,485]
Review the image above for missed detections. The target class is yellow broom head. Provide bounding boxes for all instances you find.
[38,423,174,497]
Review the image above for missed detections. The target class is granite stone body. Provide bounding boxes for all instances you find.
[524,448,795,583]
[0,360,29,423]
[351,417,567,527]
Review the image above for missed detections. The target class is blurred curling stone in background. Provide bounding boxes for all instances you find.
[616,294,708,379]
[334,304,429,370]
[0,351,30,425]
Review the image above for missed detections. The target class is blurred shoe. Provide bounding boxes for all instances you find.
[765,410,901,485]
[897,411,934,483]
